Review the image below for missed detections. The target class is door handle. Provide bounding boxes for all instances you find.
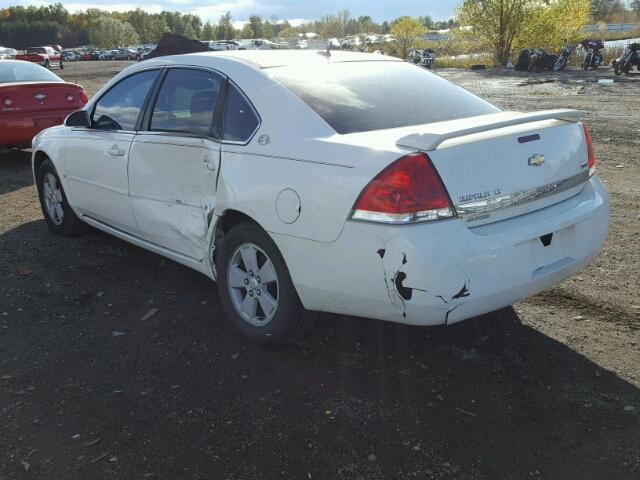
[108,145,125,157]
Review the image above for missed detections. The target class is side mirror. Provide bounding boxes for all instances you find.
[65,110,91,128]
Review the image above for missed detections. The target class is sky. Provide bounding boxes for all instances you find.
[0,0,460,25]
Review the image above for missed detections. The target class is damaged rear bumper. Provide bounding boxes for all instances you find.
[273,176,609,326]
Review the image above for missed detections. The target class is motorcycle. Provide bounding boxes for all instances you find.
[407,49,436,69]
[614,43,640,75]
[515,48,535,71]
[527,48,558,71]
[581,39,604,70]
[419,49,436,69]
[408,49,422,64]
[553,43,574,71]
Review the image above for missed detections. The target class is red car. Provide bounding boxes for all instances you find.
[15,46,64,69]
[0,60,89,148]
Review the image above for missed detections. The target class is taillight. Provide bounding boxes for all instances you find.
[582,123,596,176]
[66,93,75,102]
[351,153,455,224]
[79,89,89,104]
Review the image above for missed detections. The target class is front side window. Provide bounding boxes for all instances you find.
[150,68,222,135]
[223,83,259,143]
[92,70,159,131]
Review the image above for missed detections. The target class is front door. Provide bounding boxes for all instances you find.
[65,69,161,232]
[128,68,224,260]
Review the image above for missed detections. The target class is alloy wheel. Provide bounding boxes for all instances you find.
[42,173,64,225]
[227,242,279,327]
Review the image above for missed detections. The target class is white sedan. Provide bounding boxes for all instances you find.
[32,50,609,344]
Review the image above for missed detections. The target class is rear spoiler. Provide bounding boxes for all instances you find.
[396,109,583,151]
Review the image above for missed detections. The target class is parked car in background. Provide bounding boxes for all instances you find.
[99,50,118,61]
[15,46,64,69]
[0,47,18,60]
[114,48,137,60]
[296,39,308,49]
[201,40,241,51]
[0,60,88,148]
[328,38,341,50]
[31,51,609,345]
[62,50,79,61]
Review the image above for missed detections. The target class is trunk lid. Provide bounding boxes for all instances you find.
[0,82,85,114]
[395,110,590,227]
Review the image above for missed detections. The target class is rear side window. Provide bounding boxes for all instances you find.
[151,68,222,134]
[271,61,500,134]
[223,83,259,143]
[92,70,159,131]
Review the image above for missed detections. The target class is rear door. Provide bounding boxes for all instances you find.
[65,69,161,231]
[128,67,224,260]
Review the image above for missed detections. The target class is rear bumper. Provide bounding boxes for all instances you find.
[0,110,73,146]
[273,176,609,325]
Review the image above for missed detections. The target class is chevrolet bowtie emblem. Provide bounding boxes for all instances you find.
[34,93,47,101]
[528,154,545,167]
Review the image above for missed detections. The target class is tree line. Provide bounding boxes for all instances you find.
[0,1,638,56]
[0,3,460,49]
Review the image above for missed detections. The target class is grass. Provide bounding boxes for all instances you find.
[596,27,640,41]
[435,54,497,69]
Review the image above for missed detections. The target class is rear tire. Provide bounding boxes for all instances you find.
[36,159,85,236]
[614,62,623,75]
[44,59,50,69]
[216,221,317,345]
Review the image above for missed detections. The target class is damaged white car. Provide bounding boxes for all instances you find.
[32,50,610,344]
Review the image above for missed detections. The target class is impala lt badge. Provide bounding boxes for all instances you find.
[528,154,545,167]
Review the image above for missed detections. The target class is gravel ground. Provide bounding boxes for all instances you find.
[1,60,639,480]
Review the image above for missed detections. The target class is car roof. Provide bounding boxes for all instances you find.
[188,49,402,69]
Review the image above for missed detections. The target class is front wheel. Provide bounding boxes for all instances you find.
[216,221,317,345]
[614,62,624,75]
[44,59,50,69]
[36,159,85,236]
[553,57,566,71]
[582,54,591,69]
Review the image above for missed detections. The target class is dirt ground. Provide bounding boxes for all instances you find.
[1,60,639,480]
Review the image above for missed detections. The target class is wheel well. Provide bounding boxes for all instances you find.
[216,209,259,234]
[33,151,49,173]
[211,210,262,266]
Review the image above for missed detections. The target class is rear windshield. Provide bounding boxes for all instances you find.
[271,61,500,134]
[0,62,62,84]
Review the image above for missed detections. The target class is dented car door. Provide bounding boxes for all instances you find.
[128,68,224,260]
